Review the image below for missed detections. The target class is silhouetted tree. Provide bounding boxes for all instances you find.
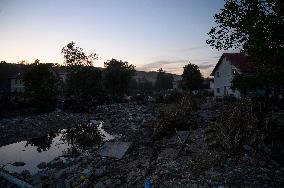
[137,77,154,95]
[24,60,58,110]
[155,68,173,91]
[61,42,97,68]
[207,0,284,87]
[61,42,103,108]
[103,59,135,99]
[181,63,203,92]
[66,66,103,105]
[231,74,262,97]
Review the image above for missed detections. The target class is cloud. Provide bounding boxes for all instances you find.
[198,62,215,69]
[139,59,187,70]
[171,46,207,53]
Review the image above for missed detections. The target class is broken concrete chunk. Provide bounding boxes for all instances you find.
[176,131,190,144]
[243,145,253,151]
[82,166,93,178]
[54,169,66,179]
[90,120,101,125]
[99,142,132,159]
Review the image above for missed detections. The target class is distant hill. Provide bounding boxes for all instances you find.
[0,63,182,92]
[134,71,181,84]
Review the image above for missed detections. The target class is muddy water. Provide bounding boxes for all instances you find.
[0,121,113,174]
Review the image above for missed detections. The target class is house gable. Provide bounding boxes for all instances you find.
[212,54,243,98]
[210,53,249,76]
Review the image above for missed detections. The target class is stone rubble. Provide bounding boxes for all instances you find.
[0,103,283,187]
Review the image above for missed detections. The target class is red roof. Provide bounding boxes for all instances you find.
[210,53,250,76]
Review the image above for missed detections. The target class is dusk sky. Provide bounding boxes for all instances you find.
[0,0,233,76]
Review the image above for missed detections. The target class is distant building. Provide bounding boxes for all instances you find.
[133,70,182,90]
[209,79,214,91]
[210,53,250,98]
[8,65,67,94]
[202,78,214,92]
[10,73,25,93]
[173,77,182,90]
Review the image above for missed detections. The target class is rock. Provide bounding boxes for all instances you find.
[95,167,107,177]
[103,179,113,187]
[259,161,266,166]
[243,145,253,151]
[158,148,179,160]
[48,158,63,168]
[176,131,190,144]
[37,162,47,169]
[205,170,221,177]
[11,162,25,166]
[99,142,132,159]
[93,182,105,188]
[263,145,271,154]
[54,169,66,179]
[21,170,30,177]
[32,173,45,186]
[65,164,79,174]
[82,166,93,178]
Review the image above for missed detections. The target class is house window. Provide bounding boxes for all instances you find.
[217,88,220,93]
[232,69,237,75]
[217,72,220,77]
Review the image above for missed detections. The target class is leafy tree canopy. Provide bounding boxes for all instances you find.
[61,42,98,69]
[24,59,58,110]
[231,74,262,93]
[103,58,135,98]
[155,68,174,91]
[207,0,284,85]
[66,66,103,104]
[181,63,203,92]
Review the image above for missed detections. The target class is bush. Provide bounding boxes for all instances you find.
[210,98,283,155]
[153,94,201,139]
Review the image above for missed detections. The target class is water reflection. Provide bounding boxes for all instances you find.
[0,121,114,174]
[25,133,57,152]
[61,123,103,153]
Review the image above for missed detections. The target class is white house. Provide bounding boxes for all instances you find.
[10,73,25,93]
[210,53,249,98]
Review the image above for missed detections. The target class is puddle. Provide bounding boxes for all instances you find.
[0,121,114,174]
[91,120,115,141]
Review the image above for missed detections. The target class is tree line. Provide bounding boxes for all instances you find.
[0,42,204,113]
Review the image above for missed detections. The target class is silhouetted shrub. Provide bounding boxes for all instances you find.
[209,98,283,156]
[153,94,201,139]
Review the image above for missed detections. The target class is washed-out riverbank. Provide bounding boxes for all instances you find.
[0,103,283,187]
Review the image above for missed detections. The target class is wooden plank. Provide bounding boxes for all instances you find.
[0,171,33,188]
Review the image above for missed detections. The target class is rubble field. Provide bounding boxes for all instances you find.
[0,103,283,187]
